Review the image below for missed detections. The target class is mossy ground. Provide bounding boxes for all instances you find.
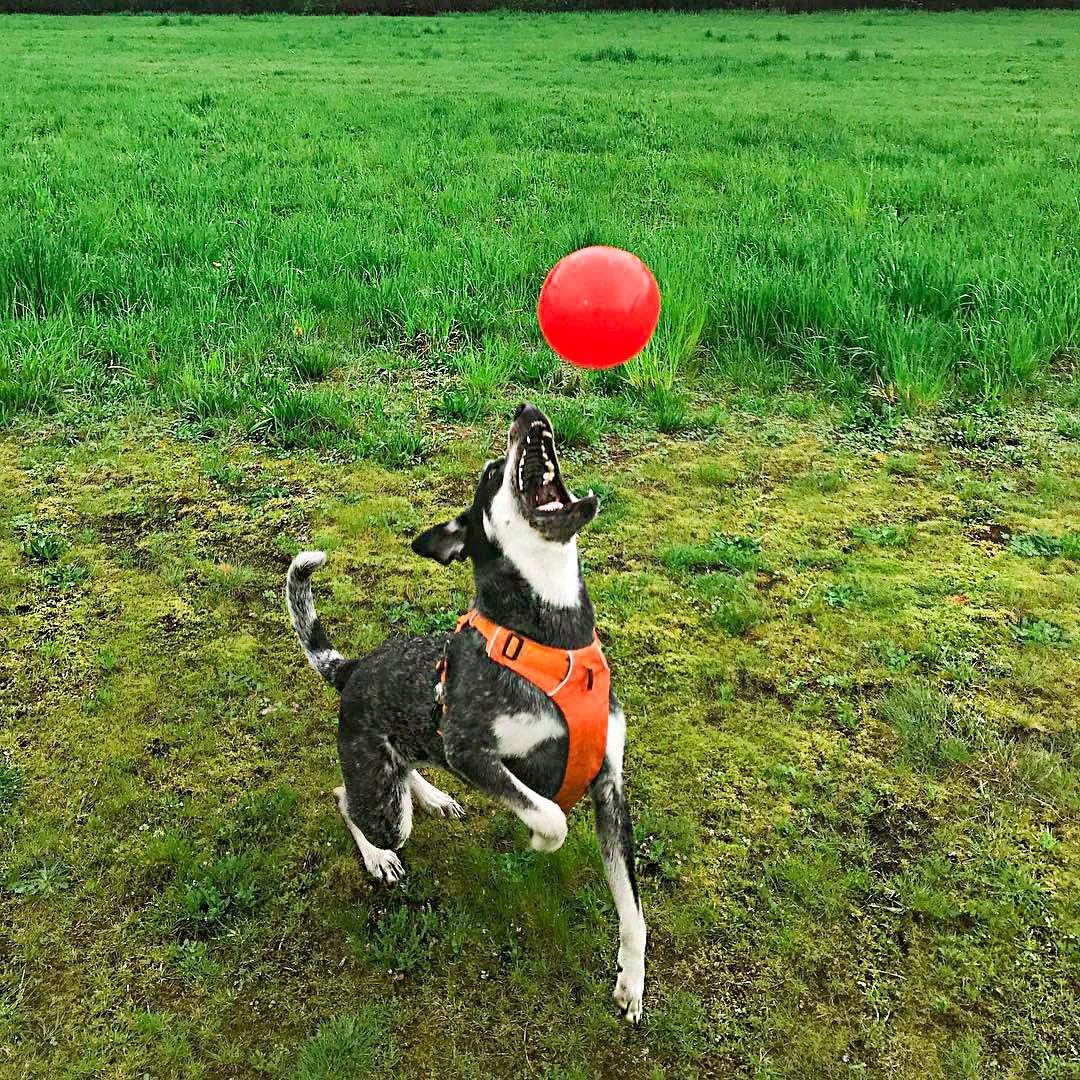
[2,399,1077,1078]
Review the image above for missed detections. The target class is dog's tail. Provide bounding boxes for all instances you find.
[285,551,354,692]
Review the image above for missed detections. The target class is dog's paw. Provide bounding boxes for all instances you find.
[529,829,565,853]
[433,796,466,820]
[524,799,567,853]
[363,847,405,885]
[409,773,466,820]
[613,968,644,1025]
[417,789,465,820]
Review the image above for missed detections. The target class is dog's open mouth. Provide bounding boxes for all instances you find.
[505,404,599,540]
[515,419,575,515]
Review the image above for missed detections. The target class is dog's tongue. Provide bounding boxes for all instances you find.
[537,499,564,512]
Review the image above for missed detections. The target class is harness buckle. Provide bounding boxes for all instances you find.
[501,633,524,661]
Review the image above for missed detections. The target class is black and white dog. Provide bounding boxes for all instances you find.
[286,402,646,1022]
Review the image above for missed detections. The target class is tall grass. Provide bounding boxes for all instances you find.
[1,12,1077,444]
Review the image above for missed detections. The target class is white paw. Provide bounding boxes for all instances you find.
[613,966,644,1024]
[417,790,465,820]
[525,799,567,853]
[529,829,565,853]
[363,847,405,885]
[335,786,406,884]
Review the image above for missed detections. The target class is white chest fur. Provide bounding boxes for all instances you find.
[485,480,582,609]
[494,711,565,759]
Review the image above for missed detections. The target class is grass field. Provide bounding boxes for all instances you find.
[2,10,1079,441]
[2,10,1079,1080]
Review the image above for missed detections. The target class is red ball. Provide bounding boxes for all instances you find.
[537,246,661,369]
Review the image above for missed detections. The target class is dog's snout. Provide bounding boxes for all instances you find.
[513,401,540,425]
[509,402,548,447]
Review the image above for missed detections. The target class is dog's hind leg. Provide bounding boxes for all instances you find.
[334,785,406,884]
[408,770,465,820]
[591,706,646,1024]
[336,723,413,884]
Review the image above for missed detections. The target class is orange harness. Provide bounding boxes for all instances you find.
[437,609,610,813]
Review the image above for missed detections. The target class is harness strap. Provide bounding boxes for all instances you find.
[436,609,610,813]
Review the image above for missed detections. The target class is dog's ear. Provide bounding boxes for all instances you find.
[411,512,470,566]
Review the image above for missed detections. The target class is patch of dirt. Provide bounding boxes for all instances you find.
[755,570,784,592]
[865,800,933,876]
[145,738,171,759]
[734,668,795,709]
[95,496,193,567]
[967,522,1013,546]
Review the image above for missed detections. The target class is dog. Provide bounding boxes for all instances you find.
[286,402,646,1022]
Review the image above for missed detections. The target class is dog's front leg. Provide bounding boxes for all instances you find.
[443,737,567,852]
[591,707,646,1024]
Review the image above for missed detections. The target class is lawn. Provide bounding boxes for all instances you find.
[2,9,1079,435]
[1,10,1079,1080]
